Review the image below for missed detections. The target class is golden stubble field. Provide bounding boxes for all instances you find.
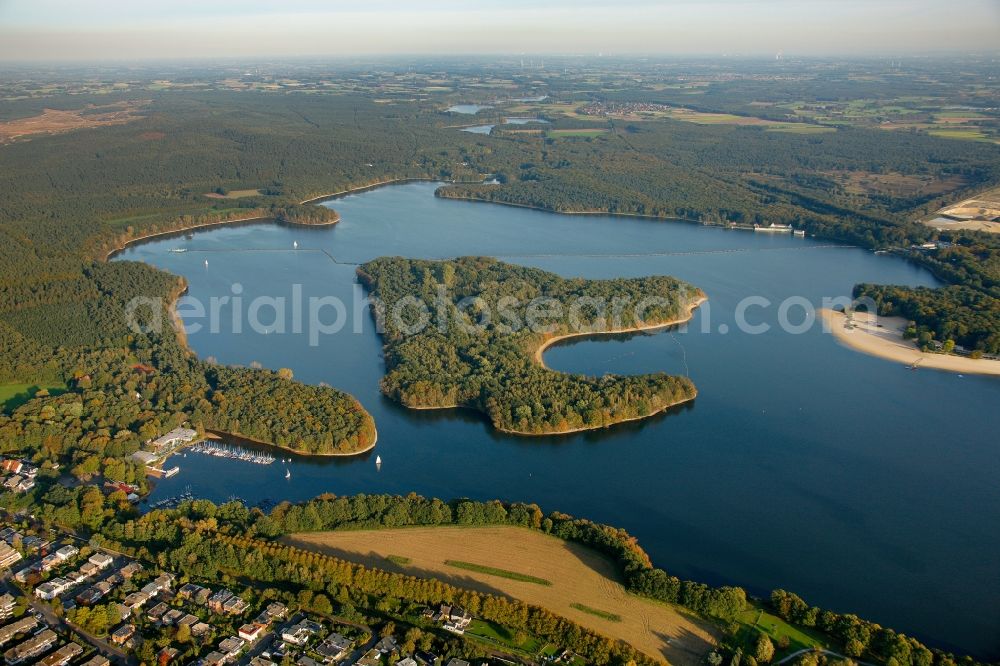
[285,526,719,664]
[0,101,148,144]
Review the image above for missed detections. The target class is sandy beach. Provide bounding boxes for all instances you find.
[820,308,1000,376]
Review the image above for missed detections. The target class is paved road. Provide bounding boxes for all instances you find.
[774,647,877,666]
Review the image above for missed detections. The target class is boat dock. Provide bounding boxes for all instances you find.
[189,440,276,465]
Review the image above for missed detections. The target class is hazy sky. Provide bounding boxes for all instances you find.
[1,0,998,61]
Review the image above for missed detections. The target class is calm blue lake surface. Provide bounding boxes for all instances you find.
[447,104,491,114]
[461,124,494,134]
[115,182,1000,657]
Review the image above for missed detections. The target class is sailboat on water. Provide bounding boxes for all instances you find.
[285,467,291,479]
[375,455,382,468]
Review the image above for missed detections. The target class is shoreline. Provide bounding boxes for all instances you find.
[533,296,707,369]
[436,190,698,223]
[820,308,1000,376]
[104,213,273,261]
[103,178,458,261]
[203,427,378,458]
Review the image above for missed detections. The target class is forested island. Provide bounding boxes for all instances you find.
[357,256,704,434]
[275,203,341,226]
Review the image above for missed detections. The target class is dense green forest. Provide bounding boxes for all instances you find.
[357,256,703,433]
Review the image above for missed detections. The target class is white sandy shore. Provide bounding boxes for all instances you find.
[820,309,1000,376]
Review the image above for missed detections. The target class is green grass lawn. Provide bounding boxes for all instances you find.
[546,129,608,139]
[465,618,543,654]
[766,124,837,134]
[444,560,552,585]
[928,128,992,142]
[0,382,67,413]
[385,554,411,566]
[569,602,622,622]
[733,607,830,659]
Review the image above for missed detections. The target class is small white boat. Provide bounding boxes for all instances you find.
[204,259,209,267]
[285,468,291,479]
[375,455,382,466]
[293,241,298,249]
[170,248,188,253]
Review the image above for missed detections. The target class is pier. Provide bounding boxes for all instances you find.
[189,441,276,465]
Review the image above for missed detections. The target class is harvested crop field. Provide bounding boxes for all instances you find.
[0,101,148,144]
[285,526,719,664]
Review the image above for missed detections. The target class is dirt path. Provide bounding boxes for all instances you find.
[285,526,719,664]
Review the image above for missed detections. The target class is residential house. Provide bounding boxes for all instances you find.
[38,641,84,666]
[238,623,266,642]
[396,659,419,666]
[376,635,400,654]
[356,648,383,666]
[191,622,213,638]
[67,570,91,585]
[0,616,38,646]
[122,591,150,611]
[159,646,180,663]
[119,562,143,579]
[414,650,439,665]
[249,658,277,666]
[207,588,234,613]
[219,636,246,659]
[175,612,199,628]
[0,542,21,569]
[1,459,23,474]
[111,623,136,645]
[34,577,71,600]
[161,608,186,626]
[4,628,57,664]
[80,656,111,666]
[75,586,106,606]
[78,562,100,578]
[55,545,79,561]
[147,601,170,622]
[222,595,249,616]
[437,604,472,634]
[315,632,352,662]
[88,552,114,570]
[281,622,314,647]
[0,592,15,621]
[265,601,288,619]
[203,651,228,666]
[178,582,211,604]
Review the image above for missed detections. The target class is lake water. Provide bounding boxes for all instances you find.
[461,125,494,134]
[114,182,1000,658]
[447,104,491,114]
